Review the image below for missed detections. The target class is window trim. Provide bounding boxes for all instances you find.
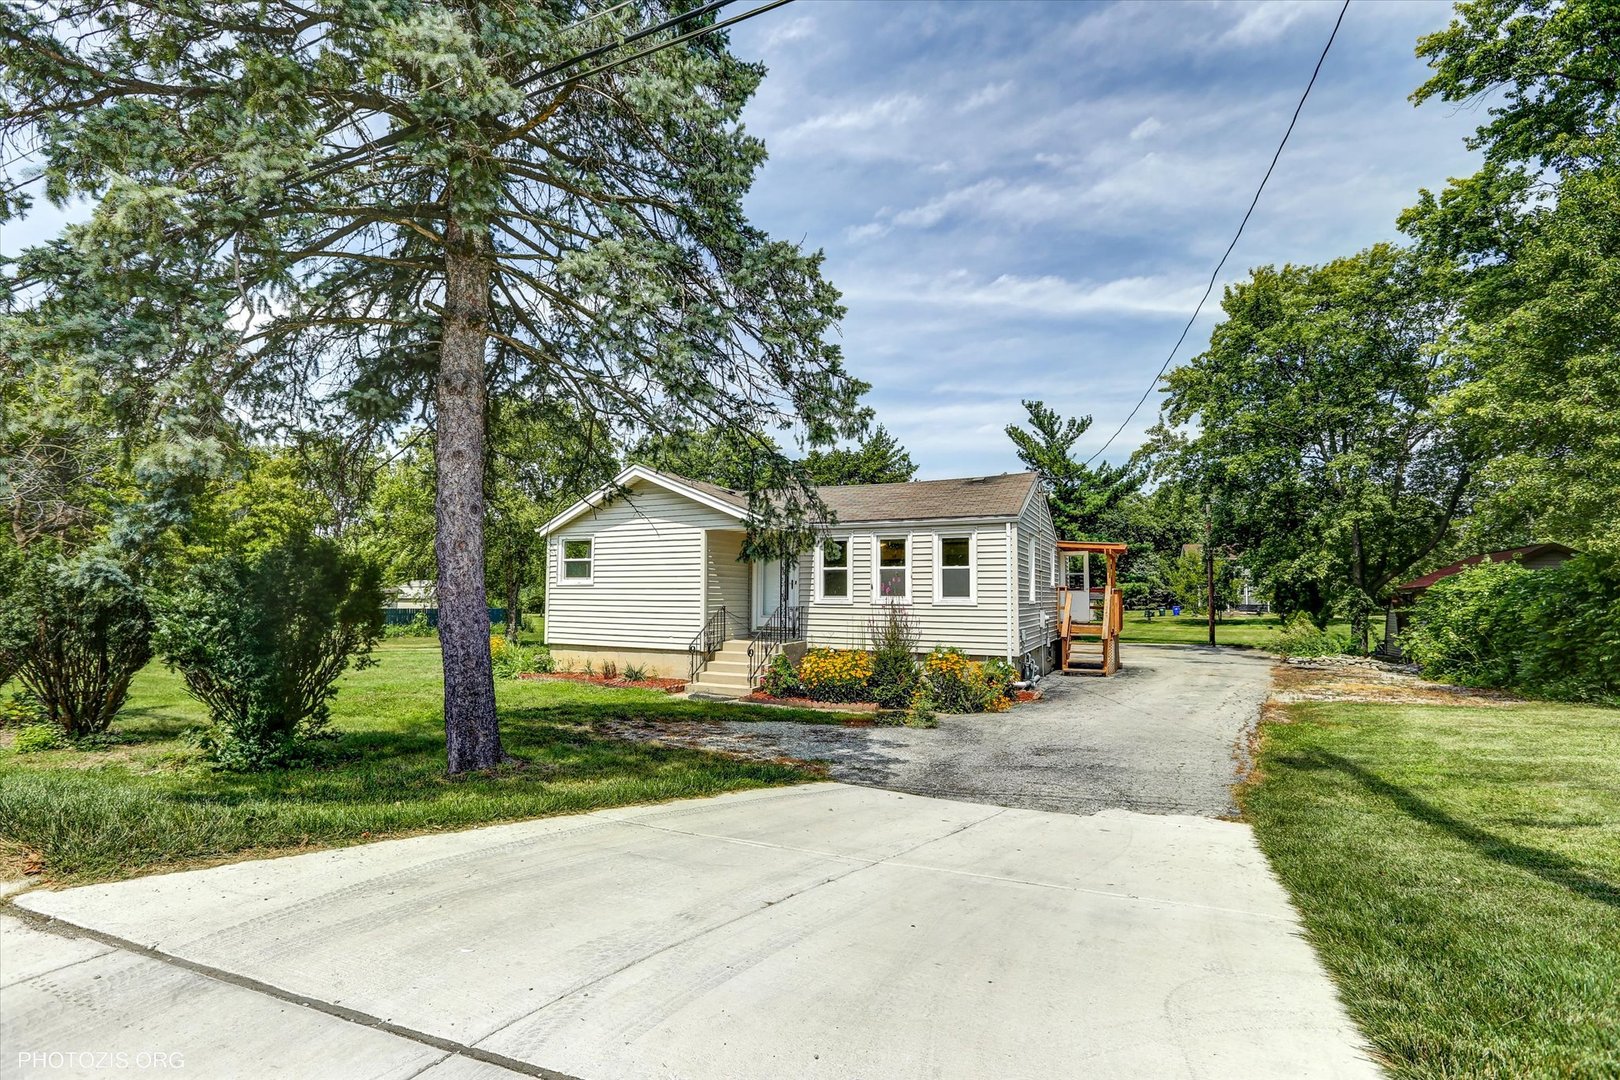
[872,534,911,604]
[559,536,594,585]
[935,532,977,605]
[815,536,853,604]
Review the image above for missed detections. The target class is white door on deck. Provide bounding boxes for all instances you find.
[753,558,800,628]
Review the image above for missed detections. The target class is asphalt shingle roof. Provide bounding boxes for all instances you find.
[637,467,1040,525]
[815,472,1039,524]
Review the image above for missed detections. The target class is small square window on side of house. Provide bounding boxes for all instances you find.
[562,538,592,581]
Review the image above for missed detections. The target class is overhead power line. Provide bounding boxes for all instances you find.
[515,0,738,89]
[1082,0,1352,467]
[523,0,795,100]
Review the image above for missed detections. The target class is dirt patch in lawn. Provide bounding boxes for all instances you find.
[1270,657,1522,707]
[591,717,838,770]
[520,672,687,693]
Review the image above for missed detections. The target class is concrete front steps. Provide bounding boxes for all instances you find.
[686,638,758,699]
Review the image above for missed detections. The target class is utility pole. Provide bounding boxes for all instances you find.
[1204,506,1216,647]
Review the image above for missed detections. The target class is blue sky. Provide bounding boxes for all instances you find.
[728,0,1483,477]
[0,1,1484,480]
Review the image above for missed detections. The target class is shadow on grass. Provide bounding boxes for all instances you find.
[1284,749,1620,910]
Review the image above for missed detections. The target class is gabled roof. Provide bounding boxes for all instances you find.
[540,465,749,535]
[817,472,1040,524]
[1394,543,1578,593]
[540,467,1044,535]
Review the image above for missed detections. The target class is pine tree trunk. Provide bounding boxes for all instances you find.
[437,220,504,774]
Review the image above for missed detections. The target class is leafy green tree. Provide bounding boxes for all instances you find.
[3,2,867,771]
[1403,0,1620,551]
[152,455,383,768]
[1004,400,1138,540]
[1159,245,1475,648]
[802,425,916,486]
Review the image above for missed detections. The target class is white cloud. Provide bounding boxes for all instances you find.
[847,270,1215,320]
[959,80,1014,112]
[759,15,814,49]
[1216,1,1320,47]
[844,221,891,242]
[1128,117,1164,141]
[783,93,922,137]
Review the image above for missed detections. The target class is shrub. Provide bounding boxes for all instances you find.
[600,660,619,681]
[1404,554,1620,702]
[622,663,647,682]
[0,550,153,737]
[1272,613,1352,659]
[152,530,384,770]
[981,656,1019,702]
[383,611,434,638]
[760,652,803,698]
[867,605,920,709]
[798,647,874,703]
[0,690,46,727]
[13,723,64,753]
[490,637,549,678]
[921,647,1004,713]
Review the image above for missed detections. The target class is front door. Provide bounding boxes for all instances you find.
[752,558,800,629]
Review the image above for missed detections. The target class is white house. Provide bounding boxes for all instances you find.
[540,466,1062,696]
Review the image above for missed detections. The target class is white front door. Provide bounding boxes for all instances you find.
[753,558,800,628]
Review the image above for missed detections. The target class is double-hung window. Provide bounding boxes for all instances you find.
[819,538,850,600]
[877,537,908,600]
[561,538,593,582]
[938,535,974,603]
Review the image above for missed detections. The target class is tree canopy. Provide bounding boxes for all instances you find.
[1004,400,1137,541]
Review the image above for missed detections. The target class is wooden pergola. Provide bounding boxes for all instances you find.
[1056,540,1128,676]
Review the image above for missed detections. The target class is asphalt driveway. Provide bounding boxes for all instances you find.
[7,783,1379,1080]
[619,643,1276,817]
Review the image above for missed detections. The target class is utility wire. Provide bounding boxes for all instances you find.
[515,0,737,89]
[1082,0,1351,467]
[523,0,794,99]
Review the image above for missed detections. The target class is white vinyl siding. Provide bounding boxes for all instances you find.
[1015,491,1061,666]
[798,524,1014,656]
[705,529,749,624]
[546,480,745,651]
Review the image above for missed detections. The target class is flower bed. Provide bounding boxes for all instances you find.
[520,672,686,693]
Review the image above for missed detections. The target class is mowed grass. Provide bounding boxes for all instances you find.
[0,644,839,884]
[1121,610,1352,648]
[1243,699,1620,1078]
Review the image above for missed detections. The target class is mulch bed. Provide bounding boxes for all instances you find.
[1014,688,1042,703]
[741,692,880,713]
[519,672,687,693]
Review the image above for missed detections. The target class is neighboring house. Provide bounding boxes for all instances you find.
[541,465,1061,696]
[1381,542,1579,656]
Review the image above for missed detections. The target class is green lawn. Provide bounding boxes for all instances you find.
[1121,610,1351,648]
[1243,699,1620,1078]
[0,644,841,884]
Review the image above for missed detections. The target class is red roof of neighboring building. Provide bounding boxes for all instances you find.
[1394,543,1578,593]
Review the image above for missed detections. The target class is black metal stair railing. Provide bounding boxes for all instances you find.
[747,605,803,690]
[687,605,729,684]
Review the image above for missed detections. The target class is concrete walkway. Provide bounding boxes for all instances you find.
[7,783,1381,1080]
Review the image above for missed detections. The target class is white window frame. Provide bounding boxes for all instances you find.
[935,533,977,605]
[815,537,853,604]
[559,536,594,584]
[872,534,910,604]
